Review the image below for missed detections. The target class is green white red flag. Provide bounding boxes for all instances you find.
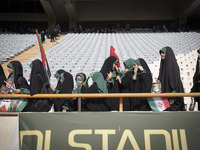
[147,96,170,112]
[35,29,51,78]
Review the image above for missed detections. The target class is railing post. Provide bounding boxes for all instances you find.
[119,97,123,112]
[78,98,81,112]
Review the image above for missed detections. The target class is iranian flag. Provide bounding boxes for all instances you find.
[110,46,120,68]
[147,97,170,112]
[35,29,51,79]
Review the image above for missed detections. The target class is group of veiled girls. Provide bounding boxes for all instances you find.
[0,47,199,112]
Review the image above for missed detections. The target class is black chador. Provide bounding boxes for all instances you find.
[7,61,29,91]
[23,59,52,112]
[158,47,185,111]
[100,56,118,79]
[1,61,30,112]
[102,56,120,111]
[131,58,152,111]
[119,58,135,111]
[72,72,88,111]
[54,69,65,94]
[0,64,6,87]
[54,69,74,111]
[30,59,49,95]
[85,56,118,111]
[190,49,200,110]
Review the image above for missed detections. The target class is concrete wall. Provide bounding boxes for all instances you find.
[0,13,47,22]
[0,116,18,150]
[77,0,176,21]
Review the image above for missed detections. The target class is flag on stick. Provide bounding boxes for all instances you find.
[35,29,51,78]
[110,46,120,68]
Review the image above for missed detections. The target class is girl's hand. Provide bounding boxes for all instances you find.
[138,66,144,71]
[123,69,129,73]
[169,99,175,105]
[62,109,67,112]
[134,67,138,75]
[107,71,113,81]
[116,75,121,84]
[14,89,20,94]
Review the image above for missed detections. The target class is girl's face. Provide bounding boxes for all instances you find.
[160,52,166,59]
[77,76,83,86]
[198,53,200,59]
[56,77,59,82]
[112,63,117,70]
[124,64,128,70]
[8,67,14,74]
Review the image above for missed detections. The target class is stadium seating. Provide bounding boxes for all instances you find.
[0,33,37,63]
[21,32,200,93]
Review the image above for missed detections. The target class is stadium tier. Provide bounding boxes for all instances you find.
[19,31,200,93]
[0,33,37,62]
[0,31,199,109]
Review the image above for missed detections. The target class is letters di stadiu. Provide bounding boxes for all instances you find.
[20,129,188,150]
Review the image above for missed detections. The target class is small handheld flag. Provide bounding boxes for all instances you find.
[147,83,170,112]
[110,46,120,68]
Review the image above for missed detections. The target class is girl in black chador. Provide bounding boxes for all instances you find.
[190,49,200,110]
[23,59,53,112]
[158,47,185,111]
[0,64,6,88]
[84,56,118,111]
[7,61,30,94]
[130,58,152,111]
[72,72,88,111]
[106,56,121,111]
[117,58,135,111]
[54,69,74,112]
[2,61,30,112]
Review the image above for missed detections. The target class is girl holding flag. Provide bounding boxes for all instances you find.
[107,46,122,110]
[0,64,6,88]
[0,61,29,112]
[23,59,53,112]
[7,61,30,95]
[158,47,185,111]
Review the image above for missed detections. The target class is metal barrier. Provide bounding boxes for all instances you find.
[0,93,199,114]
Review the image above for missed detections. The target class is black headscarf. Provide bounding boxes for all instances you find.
[54,70,74,111]
[158,47,185,111]
[190,50,200,110]
[130,58,152,111]
[54,69,65,92]
[0,64,6,87]
[7,61,23,89]
[30,59,49,95]
[73,72,87,111]
[139,58,152,80]
[100,56,118,79]
[192,50,200,85]
[59,71,74,94]
[158,47,184,93]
